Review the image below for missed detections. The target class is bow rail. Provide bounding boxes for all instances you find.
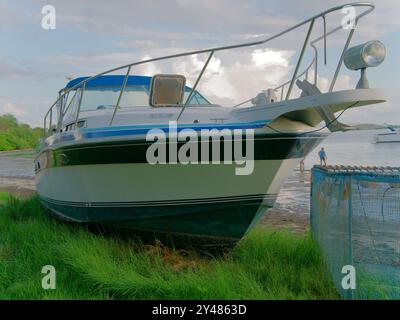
[43,2,375,135]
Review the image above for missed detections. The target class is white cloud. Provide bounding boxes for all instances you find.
[48,47,295,106]
[251,49,291,67]
[0,100,27,117]
[0,96,48,127]
[137,54,163,76]
[143,47,297,104]
[316,74,353,93]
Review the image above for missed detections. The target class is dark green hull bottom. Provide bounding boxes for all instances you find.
[40,196,272,248]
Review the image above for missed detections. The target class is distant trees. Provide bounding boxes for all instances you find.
[0,114,42,151]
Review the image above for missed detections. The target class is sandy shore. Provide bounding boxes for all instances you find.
[0,176,36,198]
[259,208,309,233]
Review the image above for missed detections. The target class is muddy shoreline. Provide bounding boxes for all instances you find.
[0,176,36,198]
[259,208,309,233]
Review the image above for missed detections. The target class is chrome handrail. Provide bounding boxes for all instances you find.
[43,2,375,134]
[235,2,373,107]
[272,45,318,104]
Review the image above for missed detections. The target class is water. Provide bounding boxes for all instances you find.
[0,150,35,178]
[304,129,400,169]
[276,129,400,215]
[0,130,398,214]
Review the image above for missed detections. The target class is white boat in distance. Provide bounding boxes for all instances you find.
[36,2,386,247]
[375,126,400,143]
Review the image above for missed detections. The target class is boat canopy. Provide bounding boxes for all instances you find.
[65,75,193,91]
[65,75,151,89]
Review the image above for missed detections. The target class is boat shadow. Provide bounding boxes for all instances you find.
[45,209,235,257]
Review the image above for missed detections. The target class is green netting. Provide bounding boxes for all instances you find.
[311,166,400,300]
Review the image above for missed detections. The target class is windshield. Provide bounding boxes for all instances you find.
[67,85,211,113]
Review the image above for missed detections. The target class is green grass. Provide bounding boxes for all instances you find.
[0,191,10,204]
[0,196,339,300]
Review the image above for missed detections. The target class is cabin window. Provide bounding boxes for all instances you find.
[63,89,81,120]
[64,84,211,115]
[183,91,210,105]
[64,120,86,132]
[149,74,186,107]
[78,85,149,111]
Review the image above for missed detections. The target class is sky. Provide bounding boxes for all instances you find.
[0,0,399,127]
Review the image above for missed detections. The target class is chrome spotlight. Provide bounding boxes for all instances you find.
[344,40,386,89]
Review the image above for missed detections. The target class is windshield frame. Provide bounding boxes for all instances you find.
[63,84,212,114]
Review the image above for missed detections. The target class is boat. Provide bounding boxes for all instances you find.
[375,126,400,143]
[35,3,386,247]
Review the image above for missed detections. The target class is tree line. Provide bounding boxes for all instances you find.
[0,114,42,151]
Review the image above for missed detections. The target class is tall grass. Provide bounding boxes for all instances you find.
[0,191,9,203]
[0,195,339,299]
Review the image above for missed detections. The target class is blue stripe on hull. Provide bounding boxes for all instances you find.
[47,121,269,145]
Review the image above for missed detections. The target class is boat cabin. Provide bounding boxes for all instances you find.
[59,75,213,131]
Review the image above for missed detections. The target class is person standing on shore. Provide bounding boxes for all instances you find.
[299,158,305,172]
[318,147,327,166]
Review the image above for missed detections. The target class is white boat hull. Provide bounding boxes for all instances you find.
[36,159,298,207]
[376,132,400,143]
[35,132,323,245]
